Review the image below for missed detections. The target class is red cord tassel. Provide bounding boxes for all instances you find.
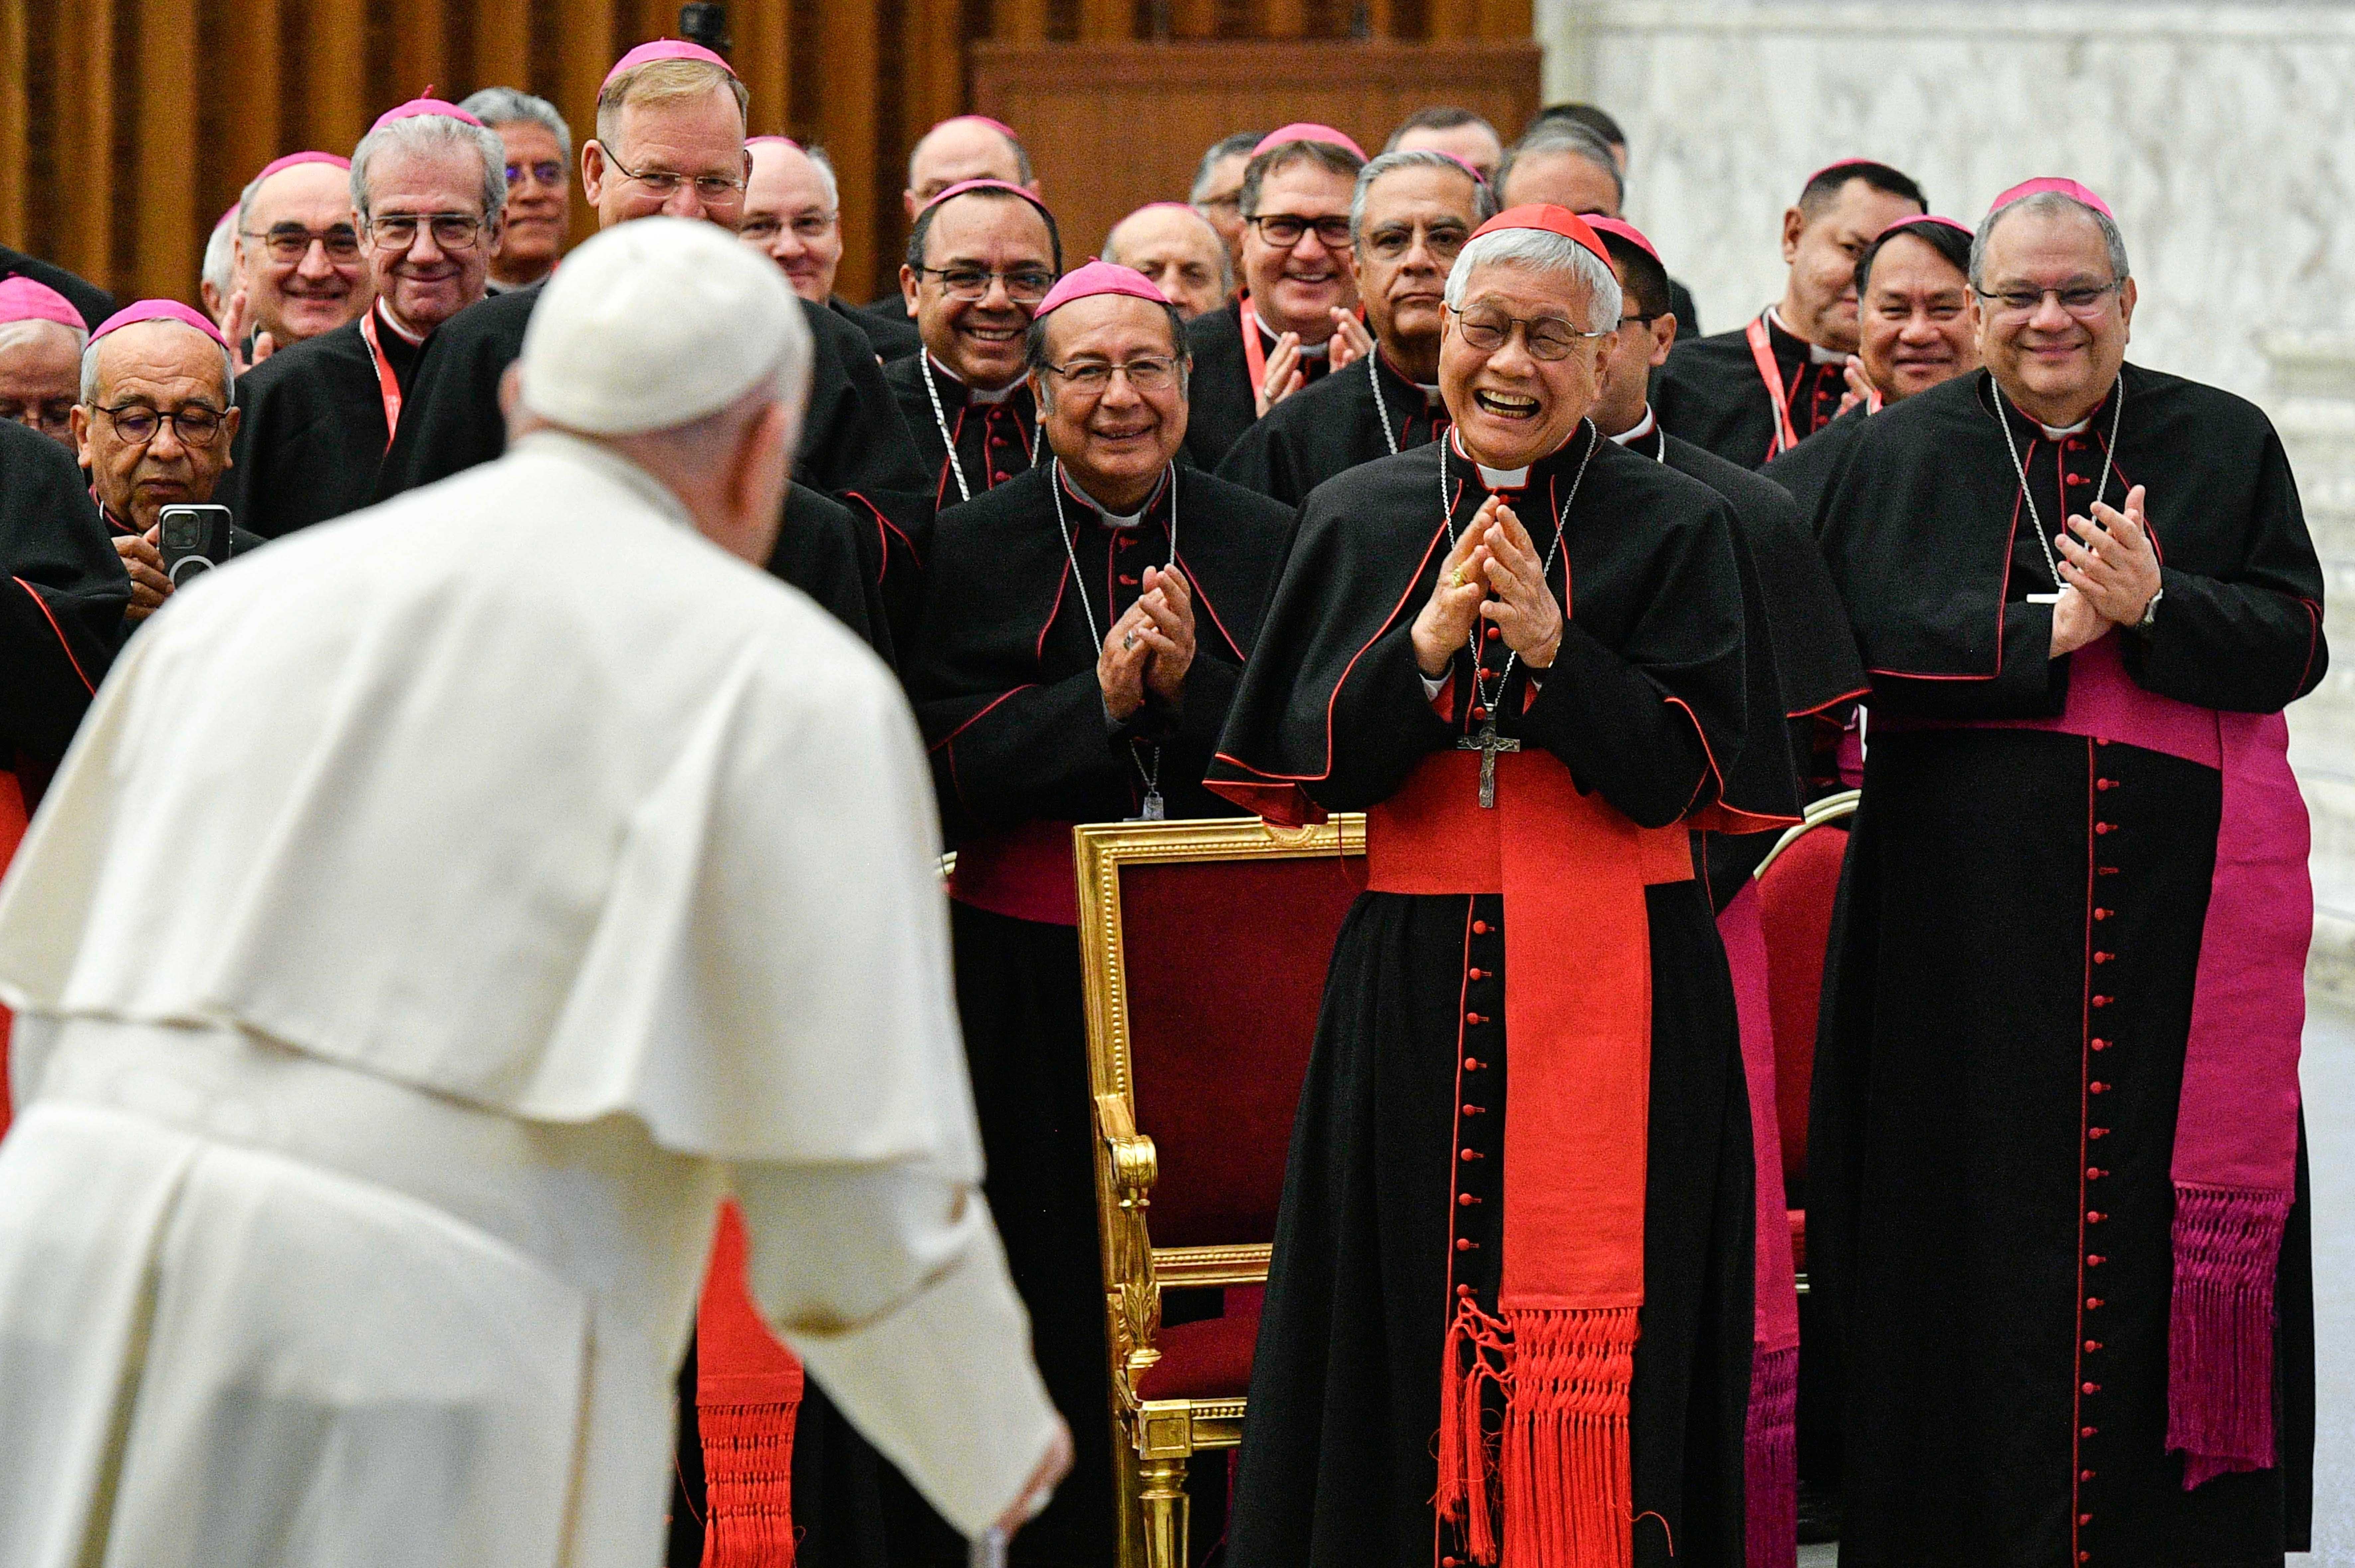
[699,1398,801,1567]
[1498,1306,1638,1568]
[2168,1183,2290,1487]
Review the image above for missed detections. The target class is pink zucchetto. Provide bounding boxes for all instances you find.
[1881,214,1975,241]
[370,98,485,133]
[918,177,1053,225]
[90,299,231,351]
[1987,177,2114,221]
[253,150,352,184]
[1033,259,1171,319]
[602,39,736,90]
[1253,123,1367,160]
[937,114,1021,144]
[747,135,801,150]
[0,277,87,332]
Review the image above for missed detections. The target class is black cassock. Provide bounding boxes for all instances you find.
[1181,296,1336,472]
[1215,349,1448,510]
[1656,311,1848,471]
[882,353,1042,639]
[831,292,920,363]
[0,245,113,330]
[1759,403,1866,529]
[905,462,1290,1566]
[1811,365,2323,1567]
[220,307,424,538]
[1210,430,1756,1568]
[0,419,126,784]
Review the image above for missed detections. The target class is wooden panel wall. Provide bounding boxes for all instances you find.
[0,0,1534,310]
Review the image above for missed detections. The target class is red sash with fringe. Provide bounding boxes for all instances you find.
[1367,746,1692,1567]
[696,1201,804,1565]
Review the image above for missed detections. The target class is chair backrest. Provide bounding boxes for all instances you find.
[1753,799,1856,1197]
[1076,817,1366,1257]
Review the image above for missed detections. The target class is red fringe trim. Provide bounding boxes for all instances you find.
[699,1399,801,1567]
[1436,1301,1640,1568]
[1744,1343,1797,1568]
[2167,1182,2290,1489]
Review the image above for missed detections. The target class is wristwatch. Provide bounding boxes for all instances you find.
[2134,582,2164,632]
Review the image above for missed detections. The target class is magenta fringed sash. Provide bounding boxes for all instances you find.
[1895,633,2310,1486]
[1720,884,1799,1567]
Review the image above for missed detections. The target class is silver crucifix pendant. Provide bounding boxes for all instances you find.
[1457,722,1521,808]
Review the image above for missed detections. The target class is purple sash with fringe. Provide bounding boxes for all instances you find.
[1899,631,2310,1485]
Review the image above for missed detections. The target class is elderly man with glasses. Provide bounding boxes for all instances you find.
[741,136,920,363]
[221,152,366,367]
[462,87,573,292]
[220,99,503,539]
[1811,179,2324,1568]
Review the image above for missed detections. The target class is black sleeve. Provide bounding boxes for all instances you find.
[1302,622,1457,814]
[1866,604,2066,721]
[1212,418,1299,509]
[372,323,510,500]
[0,428,127,761]
[919,668,1136,836]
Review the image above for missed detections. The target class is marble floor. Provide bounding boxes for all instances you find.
[1796,991,2355,1567]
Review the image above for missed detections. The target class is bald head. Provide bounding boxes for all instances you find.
[1104,205,1230,320]
[904,117,1034,218]
[236,159,367,346]
[743,140,843,303]
[0,318,86,447]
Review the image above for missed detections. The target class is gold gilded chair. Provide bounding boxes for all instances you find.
[1073,814,1367,1568]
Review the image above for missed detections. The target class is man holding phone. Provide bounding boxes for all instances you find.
[71,300,243,626]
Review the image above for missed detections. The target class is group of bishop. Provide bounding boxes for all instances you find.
[0,34,2325,1568]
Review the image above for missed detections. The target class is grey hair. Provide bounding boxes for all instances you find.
[460,88,574,163]
[1349,149,1498,245]
[200,211,238,302]
[1,318,86,362]
[1104,205,1234,296]
[351,112,509,224]
[1970,188,2130,291]
[1190,131,1263,202]
[80,320,234,404]
[802,143,842,211]
[1443,227,1622,335]
[1495,122,1624,212]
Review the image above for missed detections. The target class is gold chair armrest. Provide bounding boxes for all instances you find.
[1096,1094,1164,1397]
[1097,1093,1159,1197]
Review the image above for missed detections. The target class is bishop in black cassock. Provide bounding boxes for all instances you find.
[1810,181,2321,1568]
[907,263,1289,1565]
[1216,148,1491,509]
[1212,207,1754,1568]
[1655,160,1926,469]
[0,416,125,795]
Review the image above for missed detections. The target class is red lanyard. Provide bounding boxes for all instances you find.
[1744,313,1801,461]
[1239,293,1268,397]
[359,306,406,454]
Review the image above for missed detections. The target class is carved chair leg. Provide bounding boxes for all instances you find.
[1136,1454,1190,1568]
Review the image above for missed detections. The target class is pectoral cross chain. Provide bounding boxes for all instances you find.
[1458,722,1521,809]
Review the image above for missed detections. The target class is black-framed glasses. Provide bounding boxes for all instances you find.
[505,159,566,189]
[1042,356,1182,395]
[1973,281,2123,320]
[93,401,226,445]
[1448,304,1608,361]
[740,211,838,245]
[241,224,362,263]
[1360,220,1471,263]
[918,264,1055,304]
[603,150,746,205]
[366,213,490,252]
[1250,213,1353,249]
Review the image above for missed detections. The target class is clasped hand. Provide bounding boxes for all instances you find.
[1411,496,1563,679]
[1255,311,1374,416]
[1097,564,1197,721]
[2048,482,2161,657]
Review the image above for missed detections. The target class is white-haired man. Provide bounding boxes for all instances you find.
[1102,201,1230,321]
[463,86,574,291]
[197,208,238,327]
[222,99,503,538]
[743,136,920,361]
[0,214,1068,1568]
[1216,148,1492,507]
[1210,204,1756,1567]
[1810,178,2322,1567]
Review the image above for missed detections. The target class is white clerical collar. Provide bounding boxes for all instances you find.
[1767,306,1844,365]
[928,353,1020,404]
[1610,406,1658,446]
[2040,414,2093,440]
[374,297,428,346]
[1256,313,1332,360]
[1064,466,1169,530]
[1449,429,1530,490]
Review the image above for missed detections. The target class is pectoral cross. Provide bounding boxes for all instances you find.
[1457,722,1521,809]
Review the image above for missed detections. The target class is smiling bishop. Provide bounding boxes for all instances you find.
[1209,205,1758,1568]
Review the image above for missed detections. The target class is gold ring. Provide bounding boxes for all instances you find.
[1449,569,1465,588]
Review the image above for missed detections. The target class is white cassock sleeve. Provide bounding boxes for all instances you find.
[729,1162,1059,1537]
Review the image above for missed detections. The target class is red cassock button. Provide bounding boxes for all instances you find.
[1473,921,1489,934]
[1460,1149,1483,1162]
[1465,1012,1485,1026]
[2088,1127,2108,1139]
[2085,1340,2103,1353]
[2094,951,2113,964]
[2094,908,2110,920]
[2088,1211,2107,1224]
[2097,779,2115,791]
[2088,1254,2107,1266]
[1468,967,1486,981]
[2090,1082,2109,1094]
[2086,1298,2104,1310]
[2092,996,2111,1008]
[2082,1424,2098,1437]
[1456,1237,1476,1251]
[2095,822,2113,835]
[2080,1513,2094,1526]
[1463,1056,1484,1071]
[2090,1038,2109,1051]
[1458,1193,1479,1207]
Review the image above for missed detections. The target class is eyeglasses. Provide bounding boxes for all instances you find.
[918,264,1056,304]
[1250,213,1353,249]
[1449,304,1608,361]
[505,160,566,189]
[94,401,226,446]
[241,224,363,263]
[0,399,77,436]
[366,213,489,252]
[1973,281,2123,322]
[603,150,746,205]
[740,212,838,245]
[1361,221,1470,263]
[1042,356,1182,395]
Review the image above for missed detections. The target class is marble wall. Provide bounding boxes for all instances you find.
[1535,0,2355,405]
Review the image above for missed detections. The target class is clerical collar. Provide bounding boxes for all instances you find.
[373,297,429,347]
[1447,428,1530,491]
[1609,406,1658,447]
[2040,414,2093,440]
[927,353,1020,405]
[1766,307,1844,365]
[1059,463,1170,530]
[1254,311,1332,360]
[1375,346,1442,406]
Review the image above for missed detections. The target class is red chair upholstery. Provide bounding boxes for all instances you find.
[1755,819,1849,1203]
[1131,1286,1264,1402]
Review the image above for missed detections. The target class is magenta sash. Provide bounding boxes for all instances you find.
[1894,632,2310,1485]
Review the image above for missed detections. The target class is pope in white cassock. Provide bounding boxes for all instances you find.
[0,217,1069,1568]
